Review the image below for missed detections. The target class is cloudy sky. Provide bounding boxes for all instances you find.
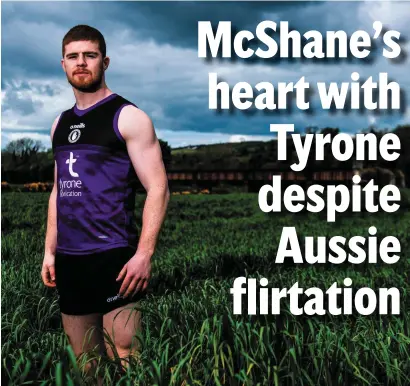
[2,1,409,150]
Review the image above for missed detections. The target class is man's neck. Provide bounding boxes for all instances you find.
[73,87,113,110]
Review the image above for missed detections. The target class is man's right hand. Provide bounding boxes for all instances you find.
[42,253,56,287]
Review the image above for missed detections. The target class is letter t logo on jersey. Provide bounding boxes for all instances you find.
[66,152,79,177]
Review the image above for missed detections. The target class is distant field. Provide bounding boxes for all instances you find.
[172,147,199,155]
[2,192,410,385]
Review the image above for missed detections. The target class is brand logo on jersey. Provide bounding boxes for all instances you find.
[70,123,85,130]
[107,294,123,303]
[65,152,79,177]
[68,129,81,143]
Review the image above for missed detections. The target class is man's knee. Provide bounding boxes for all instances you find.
[103,305,142,362]
[107,339,132,359]
[107,334,140,360]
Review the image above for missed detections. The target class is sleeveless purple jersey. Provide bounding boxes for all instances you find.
[52,93,138,255]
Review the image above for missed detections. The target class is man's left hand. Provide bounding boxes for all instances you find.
[116,251,152,298]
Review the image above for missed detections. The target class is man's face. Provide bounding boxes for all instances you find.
[61,40,109,92]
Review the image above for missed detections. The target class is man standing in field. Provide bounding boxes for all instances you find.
[41,24,170,380]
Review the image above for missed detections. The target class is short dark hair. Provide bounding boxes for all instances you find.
[62,25,106,57]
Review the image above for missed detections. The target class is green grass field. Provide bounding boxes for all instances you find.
[2,192,410,385]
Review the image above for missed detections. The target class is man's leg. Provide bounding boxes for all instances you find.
[103,302,142,370]
[61,312,106,384]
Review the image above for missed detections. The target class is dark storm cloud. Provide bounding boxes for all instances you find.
[105,2,321,48]
[3,1,404,82]
[1,1,324,76]
[2,1,409,148]
[3,2,319,45]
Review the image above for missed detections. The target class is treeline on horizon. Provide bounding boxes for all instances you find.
[1,125,410,185]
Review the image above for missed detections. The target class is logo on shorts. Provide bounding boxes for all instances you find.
[107,294,123,302]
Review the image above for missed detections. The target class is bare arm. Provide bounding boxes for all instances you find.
[42,114,61,287]
[119,105,170,256]
[116,105,170,297]
[44,162,58,255]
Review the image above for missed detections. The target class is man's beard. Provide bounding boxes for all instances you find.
[67,69,103,93]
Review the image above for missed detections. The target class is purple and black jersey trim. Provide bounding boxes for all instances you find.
[52,94,139,255]
[73,93,118,117]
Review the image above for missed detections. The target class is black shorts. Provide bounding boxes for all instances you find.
[55,246,146,315]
